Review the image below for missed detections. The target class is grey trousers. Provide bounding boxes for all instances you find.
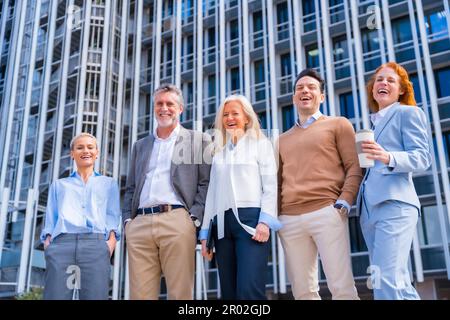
[43,233,111,300]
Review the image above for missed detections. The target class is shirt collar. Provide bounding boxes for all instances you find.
[296,110,323,128]
[70,170,101,178]
[370,102,399,126]
[153,123,180,141]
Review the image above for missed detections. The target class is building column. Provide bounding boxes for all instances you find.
[242,0,250,98]
[52,0,75,181]
[219,0,225,102]
[343,0,361,130]
[13,0,42,219]
[75,0,92,135]
[195,0,203,131]
[16,189,35,293]
[373,0,386,65]
[266,0,279,130]
[320,0,336,116]
[0,187,10,267]
[0,0,26,195]
[0,0,10,150]
[33,0,58,198]
[111,0,130,300]
[175,0,182,88]
[349,0,370,129]
[95,0,112,172]
[380,0,395,61]
[131,0,144,144]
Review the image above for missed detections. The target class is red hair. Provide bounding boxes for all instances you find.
[367,62,417,112]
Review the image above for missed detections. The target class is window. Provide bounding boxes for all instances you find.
[254,60,266,101]
[230,67,240,92]
[276,2,289,41]
[360,29,381,72]
[258,111,267,130]
[279,53,292,95]
[282,106,295,132]
[229,19,239,56]
[333,35,350,79]
[409,74,422,104]
[434,67,450,98]
[305,44,319,69]
[162,0,173,18]
[392,17,414,63]
[329,0,345,24]
[252,11,263,49]
[302,0,316,33]
[442,131,450,167]
[339,92,355,119]
[418,205,450,246]
[424,10,450,55]
[207,75,216,114]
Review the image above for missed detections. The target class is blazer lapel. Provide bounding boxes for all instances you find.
[374,103,400,141]
[136,135,154,195]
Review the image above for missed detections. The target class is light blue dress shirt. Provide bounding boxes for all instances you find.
[40,171,122,242]
[296,110,351,213]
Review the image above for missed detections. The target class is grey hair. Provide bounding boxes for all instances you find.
[70,133,98,150]
[153,83,184,108]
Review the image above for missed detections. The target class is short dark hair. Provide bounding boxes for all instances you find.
[293,68,325,94]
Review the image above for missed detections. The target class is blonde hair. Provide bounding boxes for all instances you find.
[213,94,262,150]
[70,133,98,150]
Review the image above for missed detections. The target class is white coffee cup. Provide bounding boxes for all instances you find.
[355,129,375,168]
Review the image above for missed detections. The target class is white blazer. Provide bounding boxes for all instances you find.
[201,133,278,239]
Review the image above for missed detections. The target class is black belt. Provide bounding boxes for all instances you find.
[137,204,185,215]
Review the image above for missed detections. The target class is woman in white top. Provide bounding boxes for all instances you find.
[199,94,282,299]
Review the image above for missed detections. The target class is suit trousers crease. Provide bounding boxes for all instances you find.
[125,208,197,300]
[279,205,359,300]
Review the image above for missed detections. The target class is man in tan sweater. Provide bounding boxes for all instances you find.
[278,68,362,300]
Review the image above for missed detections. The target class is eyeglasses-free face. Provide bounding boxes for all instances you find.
[372,67,404,110]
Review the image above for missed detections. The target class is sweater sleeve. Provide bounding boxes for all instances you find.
[336,118,363,206]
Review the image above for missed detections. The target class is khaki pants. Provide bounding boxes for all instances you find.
[125,208,197,300]
[279,205,359,300]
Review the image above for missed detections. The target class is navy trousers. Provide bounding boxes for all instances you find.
[214,207,270,300]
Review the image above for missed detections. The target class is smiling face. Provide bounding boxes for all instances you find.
[71,136,98,169]
[222,101,249,132]
[293,76,324,116]
[372,67,404,110]
[153,91,183,129]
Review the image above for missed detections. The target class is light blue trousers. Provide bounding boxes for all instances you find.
[360,199,420,300]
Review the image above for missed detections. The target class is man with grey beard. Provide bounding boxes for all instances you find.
[123,84,211,300]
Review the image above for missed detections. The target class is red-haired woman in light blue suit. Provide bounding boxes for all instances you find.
[357,62,431,300]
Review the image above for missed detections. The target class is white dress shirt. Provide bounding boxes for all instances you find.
[201,133,279,239]
[139,124,183,208]
[370,102,399,168]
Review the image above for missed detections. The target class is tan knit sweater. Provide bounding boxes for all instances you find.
[278,116,363,215]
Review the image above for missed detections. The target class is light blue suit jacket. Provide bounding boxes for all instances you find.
[356,104,431,215]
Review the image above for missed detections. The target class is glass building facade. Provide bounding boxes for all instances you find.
[0,0,450,299]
